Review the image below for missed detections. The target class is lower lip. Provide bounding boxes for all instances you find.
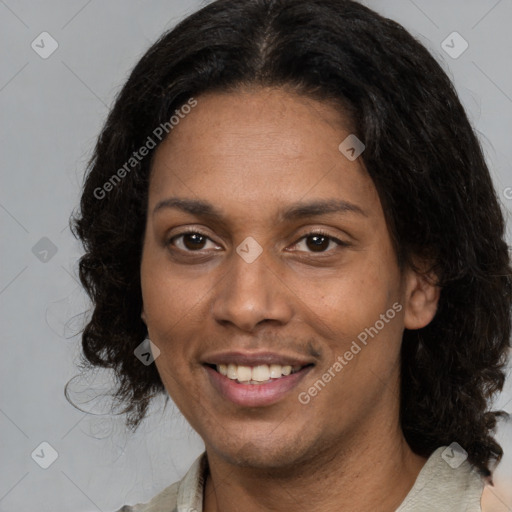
[204,365,313,407]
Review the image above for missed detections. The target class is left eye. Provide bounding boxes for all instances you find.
[292,233,347,253]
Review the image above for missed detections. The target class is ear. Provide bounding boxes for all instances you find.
[402,261,441,330]
[141,306,147,325]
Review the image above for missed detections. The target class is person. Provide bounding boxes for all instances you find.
[69,0,512,510]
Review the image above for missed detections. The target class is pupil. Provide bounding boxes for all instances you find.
[185,233,205,250]
[307,235,328,252]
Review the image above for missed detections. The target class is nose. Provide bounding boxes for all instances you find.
[211,245,294,332]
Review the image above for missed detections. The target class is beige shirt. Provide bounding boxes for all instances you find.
[117,446,485,511]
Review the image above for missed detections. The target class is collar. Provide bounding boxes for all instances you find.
[175,451,208,511]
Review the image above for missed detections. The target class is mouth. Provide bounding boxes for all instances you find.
[205,362,312,385]
[203,360,315,407]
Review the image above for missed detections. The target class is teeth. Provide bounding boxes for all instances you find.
[281,365,292,376]
[252,365,270,381]
[215,363,301,383]
[269,364,282,378]
[237,365,252,382]
[227,364,237,379]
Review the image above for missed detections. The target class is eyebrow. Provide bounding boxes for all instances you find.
[153,197,367,221]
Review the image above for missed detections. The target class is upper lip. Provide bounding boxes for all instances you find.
[202,351,315,367]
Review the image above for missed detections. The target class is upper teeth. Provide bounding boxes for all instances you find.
[216,363,302,383]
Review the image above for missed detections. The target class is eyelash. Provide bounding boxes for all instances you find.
[166,229,350,255]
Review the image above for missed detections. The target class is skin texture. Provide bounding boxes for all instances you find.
[140,87,441,512]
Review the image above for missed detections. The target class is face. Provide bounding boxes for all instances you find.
[140,87,437,469]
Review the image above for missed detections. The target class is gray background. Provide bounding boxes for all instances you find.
[1,1,511,511]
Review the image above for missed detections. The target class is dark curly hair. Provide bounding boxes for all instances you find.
[68,0,512,477]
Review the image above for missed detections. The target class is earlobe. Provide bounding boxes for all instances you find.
[141,308,147,324]
[403,267,441,330]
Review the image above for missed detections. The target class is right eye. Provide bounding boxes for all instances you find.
[167,231,221,252]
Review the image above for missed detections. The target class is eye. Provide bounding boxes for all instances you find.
[167,231,220,252]
[167,230,349,255]
[291,231,349,253]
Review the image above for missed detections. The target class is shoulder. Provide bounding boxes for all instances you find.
[114,451,207,512]
[482,414,512,510]
[397,446,485,511]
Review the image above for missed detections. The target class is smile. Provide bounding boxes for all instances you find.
[210,363,304,384]
[204,363,314,407]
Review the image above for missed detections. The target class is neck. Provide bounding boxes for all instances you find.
[203,425,427,512]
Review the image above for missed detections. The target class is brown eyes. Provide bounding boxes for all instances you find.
[297,232,344,252]
[167,230,349,254]
[172,232,214,251]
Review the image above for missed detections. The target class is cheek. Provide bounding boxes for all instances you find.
[141,244,200,327]
[144,273,203,403]
[300,261,397,341]
[140,263,202,379]
[302,266,403,411]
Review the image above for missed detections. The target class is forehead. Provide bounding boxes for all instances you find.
[148,87,381,222]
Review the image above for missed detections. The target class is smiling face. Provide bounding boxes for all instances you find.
[140,86,438,470]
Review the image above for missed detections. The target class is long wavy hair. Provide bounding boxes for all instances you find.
[69,0,512,477]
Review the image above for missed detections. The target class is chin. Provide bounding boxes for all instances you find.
[207,429,316,471]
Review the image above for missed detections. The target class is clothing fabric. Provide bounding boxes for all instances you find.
[116,446,485,511]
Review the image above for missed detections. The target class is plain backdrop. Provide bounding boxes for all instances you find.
[1,1,511,511]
